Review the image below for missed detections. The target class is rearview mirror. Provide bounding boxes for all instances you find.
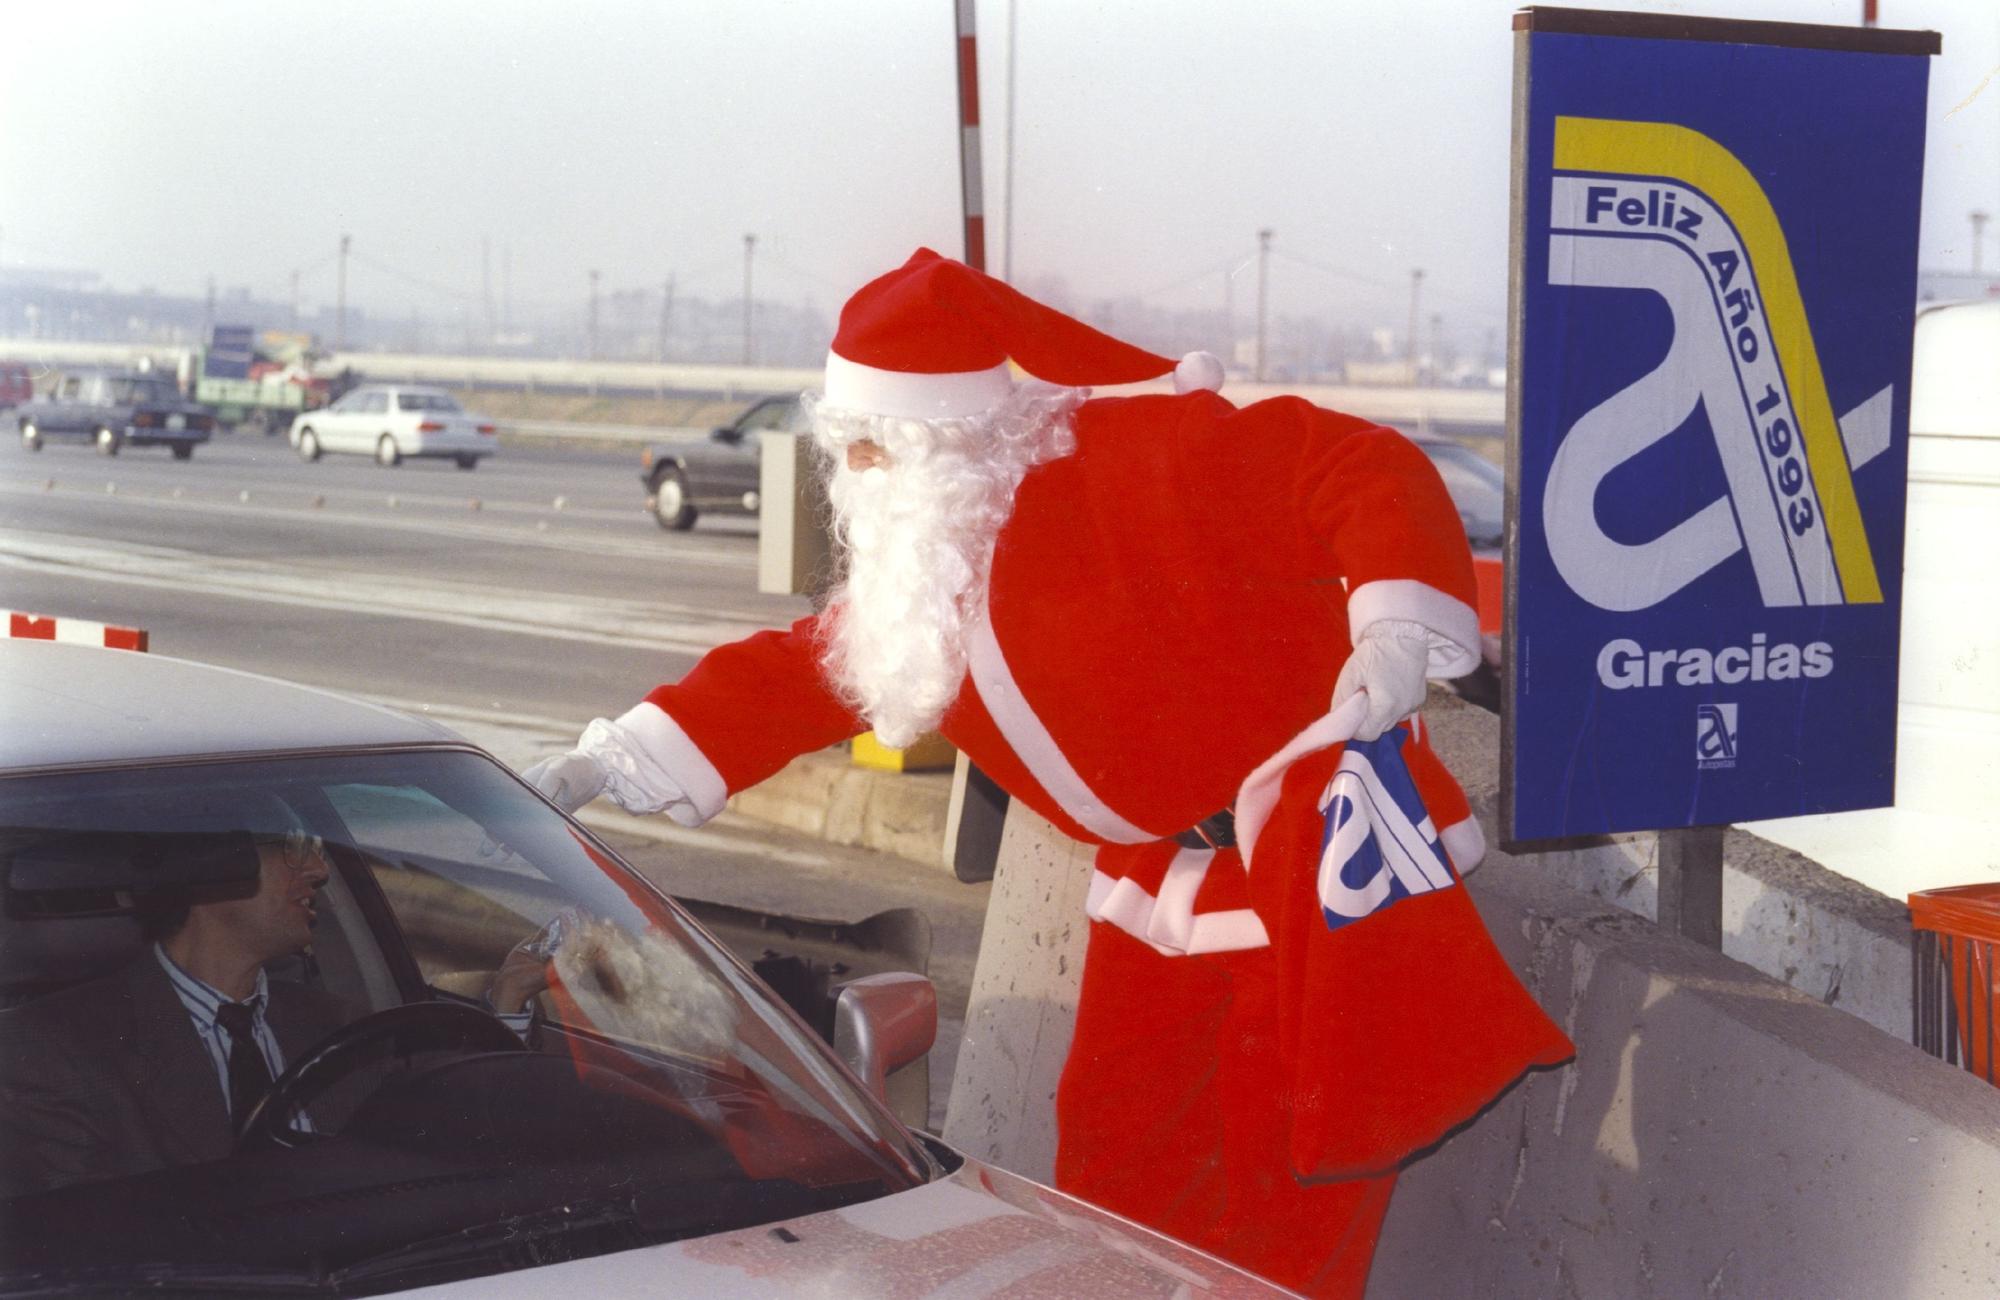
[710,425,742,444]
[6,830,260,904]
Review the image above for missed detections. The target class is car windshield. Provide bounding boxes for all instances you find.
[1420,440,1505,549]
[397,392,462,412]
[0,749,930,1293]
[106,377,180,406]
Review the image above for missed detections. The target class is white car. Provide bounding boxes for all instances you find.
[0,640,1283,1298]
[290,385,498,470]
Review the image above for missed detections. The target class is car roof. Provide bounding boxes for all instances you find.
[0,641,465,773]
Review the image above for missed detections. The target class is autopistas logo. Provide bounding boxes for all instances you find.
[1540,117,1892,619]
[1696,703,1739,770]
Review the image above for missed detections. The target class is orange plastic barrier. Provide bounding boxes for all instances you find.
[1909,883,2000,1085]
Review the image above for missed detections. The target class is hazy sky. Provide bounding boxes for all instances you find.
[3,0,1994,349]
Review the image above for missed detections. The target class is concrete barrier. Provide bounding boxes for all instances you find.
[1374,852,2000,1298]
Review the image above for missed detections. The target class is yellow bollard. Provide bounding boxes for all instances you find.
[851,731,958,772]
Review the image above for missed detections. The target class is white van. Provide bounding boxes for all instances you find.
[1744,299,2000,896]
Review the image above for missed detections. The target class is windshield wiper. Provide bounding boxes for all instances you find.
[336,1176,883,1291]
[0,1262,334,1296]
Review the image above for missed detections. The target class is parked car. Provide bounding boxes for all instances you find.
[0,639,1283,1298]
[14,370,214,460]
[289,384,498,470]
[1410,433,1504,638]
[0,363,32,412]
[640,395,806,530]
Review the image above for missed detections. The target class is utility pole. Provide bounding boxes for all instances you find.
[587,269,601,360]
[336,234,351,351]
[502,243,513,334]
[1255,229,1272,382]
[1429,312,1444,386]
[1223,265,1236,363]
[1002,0,1018,282]
[481,235,494,348]
[203,275,216,337]
[742,234,756,365]
[953,0,986,270]
[658,274,675,364]
[1974,210,1991,274]
[290,270,300,328]
[1406,267,1425,382]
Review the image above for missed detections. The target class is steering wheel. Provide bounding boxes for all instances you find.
[235,1000,526,1150]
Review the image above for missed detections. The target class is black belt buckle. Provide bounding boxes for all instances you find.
[1173,808,1236,851]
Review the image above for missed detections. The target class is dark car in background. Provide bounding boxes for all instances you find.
[15,370,214,460]
[640,395,807,530]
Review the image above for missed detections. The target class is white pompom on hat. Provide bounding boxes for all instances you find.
[823,248,1191,420]
[1173,350,1225,395]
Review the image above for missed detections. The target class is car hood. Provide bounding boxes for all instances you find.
[401,1152,1288,1298]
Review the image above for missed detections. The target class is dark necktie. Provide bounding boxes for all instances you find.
[212,1000,273,1122]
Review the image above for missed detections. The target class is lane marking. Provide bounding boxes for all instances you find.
[0,529,795,656]
[0,479,758,570]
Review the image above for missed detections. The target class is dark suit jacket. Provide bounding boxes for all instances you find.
[0,955,351,1197]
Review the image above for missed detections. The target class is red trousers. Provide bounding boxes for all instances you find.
[1053,921,1395,1299]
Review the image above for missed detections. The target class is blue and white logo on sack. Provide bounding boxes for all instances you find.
[1508,27,1927,839]
[1317,728,1458,933]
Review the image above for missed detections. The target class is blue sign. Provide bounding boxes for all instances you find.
[205,324,256,379]
[1316,726,1460,933]
[1504,12,1936,841]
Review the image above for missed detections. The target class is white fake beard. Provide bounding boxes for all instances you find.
[812,386,1081,749]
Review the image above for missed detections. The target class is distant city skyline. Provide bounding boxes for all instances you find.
[2,0,1994,360]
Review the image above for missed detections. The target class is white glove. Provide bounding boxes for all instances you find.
[520,750,609,813]
[1330,620,1436,742]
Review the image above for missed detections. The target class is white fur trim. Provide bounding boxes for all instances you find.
[1084,865,1271,956]
[577,702,729,827]
[1440,815,1487,876]
[823,351,1014,420]
[966,606,1154,844]
[1346,579,1481,679]
[1174,351,1224,394]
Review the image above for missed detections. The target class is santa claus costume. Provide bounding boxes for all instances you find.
[530,251,1572,1297]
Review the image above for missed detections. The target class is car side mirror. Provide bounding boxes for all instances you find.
[710,425,742,445]
[832,972,937,1105]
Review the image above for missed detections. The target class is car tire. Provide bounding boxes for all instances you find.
[376,435,401,467]
[171,444,194,461]
[454,454,478,470]
[20,421,40,452]
[650,466,697,530]
[297,428,321,462]
[95,426,121,457]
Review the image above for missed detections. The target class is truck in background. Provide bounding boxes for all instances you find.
[190,325,331,434]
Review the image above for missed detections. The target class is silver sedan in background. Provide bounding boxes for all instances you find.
[290,385,499,470]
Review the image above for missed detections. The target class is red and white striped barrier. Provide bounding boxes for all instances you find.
[4,609,149,652]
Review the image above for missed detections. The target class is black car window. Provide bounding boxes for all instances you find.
[395,393,461,412]
[738,398,798,433]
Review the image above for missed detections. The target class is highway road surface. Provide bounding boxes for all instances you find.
[1,429,985,1126]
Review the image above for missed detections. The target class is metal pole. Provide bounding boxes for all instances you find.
[1002,0,1017,281]
[1429,311,1443,386]
[1973,211,1991,274]
[1255,229,1272,382]
[588,269,600,361]
[203,275,215,338]
[1406,267,1424,382]
[1657,825,1725,948]
[290,270,300,329]
[954,0,987,270]
[658,275,675,364]
[336,234,350,351]
[741,235,756,365]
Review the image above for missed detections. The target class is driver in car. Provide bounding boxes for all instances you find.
[0,801,545,1197]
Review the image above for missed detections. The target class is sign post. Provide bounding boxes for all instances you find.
[1502,8,1939,943]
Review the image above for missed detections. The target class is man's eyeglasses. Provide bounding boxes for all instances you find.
[258,828,326,869]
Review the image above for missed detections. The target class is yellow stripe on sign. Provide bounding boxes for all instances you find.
[1553,116,1882,604]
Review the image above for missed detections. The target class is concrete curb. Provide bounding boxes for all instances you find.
[730,746,955,873]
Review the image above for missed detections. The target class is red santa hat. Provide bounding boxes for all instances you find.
[823,248,1224,419]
